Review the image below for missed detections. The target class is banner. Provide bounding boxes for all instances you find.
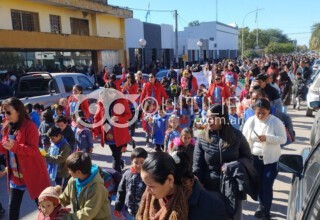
[192,71,210,88]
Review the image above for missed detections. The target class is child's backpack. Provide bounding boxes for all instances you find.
[99,167,122,198]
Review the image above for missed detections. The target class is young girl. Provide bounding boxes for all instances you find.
[164,114,181,153]
[177,97,192,129]
[152,106,168,152]
[142,100,156,145]
[38,185,69,219]
[170,128,196,169]
[39,110,55,151]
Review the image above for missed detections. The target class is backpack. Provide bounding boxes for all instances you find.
[99,167,122,198]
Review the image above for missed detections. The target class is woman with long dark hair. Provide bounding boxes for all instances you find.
[137,151,228,220]
[193,104,252,220]
[0,97,50,220]
[66,84,90,120]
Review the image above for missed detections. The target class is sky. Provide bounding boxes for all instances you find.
[109,0,319,47]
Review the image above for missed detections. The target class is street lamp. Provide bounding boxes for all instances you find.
[139,38,147,71]
[241,8,264,60]
[197,40,202,63]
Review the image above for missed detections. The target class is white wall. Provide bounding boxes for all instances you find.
[216,23,238,50]
[125,18,144,49]
[161,24,174,49]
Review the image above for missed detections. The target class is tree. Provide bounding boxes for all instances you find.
[188,20,200,27]
[264,42,294,55]
[309,23,320,50]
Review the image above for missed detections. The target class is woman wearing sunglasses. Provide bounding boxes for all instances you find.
[0,97,50,220]
[206,73,230,105]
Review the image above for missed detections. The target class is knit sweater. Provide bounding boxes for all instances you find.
[242,115,286,165]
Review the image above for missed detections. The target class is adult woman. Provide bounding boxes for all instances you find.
[139,73,168,108]
[206,74,230,105]
[278,71,292,114]
[66,84,90,119]
[93,82,132,172]
[193,104,252,220]
[0,97,50,220]
[186,70,198,96]
[122,72,139,149]
[137,151,228,220]
[242,99,286,219]
[255,73,282,112]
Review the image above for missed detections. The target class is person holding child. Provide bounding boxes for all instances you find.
[59,152,111,220]
[114,148,148,220]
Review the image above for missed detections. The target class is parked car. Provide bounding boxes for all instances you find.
[0,72,98,109]
[278,140,320,220]
[155,69,181,83]
[306,72,320,116]
[312,59,320,72]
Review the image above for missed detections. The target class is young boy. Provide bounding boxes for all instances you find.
[195,89,204,114]
[114,148,148,220]
[55,115,76,152]
[75,117,94,153]
[152,106,168,152]
[293,72,305,110]
[59,152,111,219]
[228,104,240,130]
[46,127,72,187]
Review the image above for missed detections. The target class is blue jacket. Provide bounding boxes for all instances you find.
[152,114,168,145]
[75,128,93,151]
[30,111,40,128]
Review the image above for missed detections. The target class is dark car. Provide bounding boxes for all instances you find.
[278,140,320,220]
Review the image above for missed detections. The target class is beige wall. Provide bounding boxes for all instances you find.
[0,0,124,38]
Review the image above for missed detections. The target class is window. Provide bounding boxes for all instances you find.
[11,10,39,31]
[62,77,75,93]
[50,15,61,34]
[70,18,89,36]
[77,76,94,91]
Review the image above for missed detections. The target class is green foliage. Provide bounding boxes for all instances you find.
[188,20,200,27]
[243,50,259,58]
[264,42,295,55]
[239,28,291,55]
[309,23,320,50]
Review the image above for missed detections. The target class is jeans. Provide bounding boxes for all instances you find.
[270,98,283,113]
[109,144,124,173]
[253,156,278,215]
[282,106,288,114]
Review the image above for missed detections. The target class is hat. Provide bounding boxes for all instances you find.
[38,185,62,206]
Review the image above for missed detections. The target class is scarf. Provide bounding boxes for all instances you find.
[47,138,68,181]
[136,178,194,220]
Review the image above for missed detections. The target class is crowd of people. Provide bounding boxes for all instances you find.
[0,54,318,220]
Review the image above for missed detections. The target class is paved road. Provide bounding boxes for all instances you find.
[0,103,315,220]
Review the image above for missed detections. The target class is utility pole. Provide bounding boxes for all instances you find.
[216,0,218,22]
[174,10,178,67]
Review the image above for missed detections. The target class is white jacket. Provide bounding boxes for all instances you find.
[242,114,286,165]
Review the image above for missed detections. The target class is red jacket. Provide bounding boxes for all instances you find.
[189,76,199,96]
[66,95,90,119]
[104,71,126,91]
[206,82,231,104]
[0,119,51,199]
[139,82,168,106]
[93,98,132,147]
[122,83,139,103]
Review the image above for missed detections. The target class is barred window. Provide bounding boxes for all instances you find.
[50,15,61,33]
[11,10,39,31]
[70,18,89,36]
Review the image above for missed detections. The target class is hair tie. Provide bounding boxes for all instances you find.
[170,151,181,164]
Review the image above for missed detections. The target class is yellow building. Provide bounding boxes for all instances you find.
[0,0,132,75]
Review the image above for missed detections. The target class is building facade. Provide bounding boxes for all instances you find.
[0,0,132,74]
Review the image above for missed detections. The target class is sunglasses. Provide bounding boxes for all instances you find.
[215,78,221,81]
[149,76,154,78]
[4,111,11,116]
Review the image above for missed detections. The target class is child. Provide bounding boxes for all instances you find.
[240,83,250,102]
[201,97,209,124]
[164,98,176,115]
[228,104,240,130]
[39,110,55,151]
[164,114,182,153]
[170,77,179,100]
[152,106,168,152]
[59,152,111,219]
[177,97,192,129]
[171,128,196,170]
[46,127,72,187]
[293,72,305,110]
[114,148,148,220]
[55,115,76,152]
[38,185,69,219]
[194,89,204,114]
[142,100,156,145]
[75,117,94,153]
[53,105,65,119]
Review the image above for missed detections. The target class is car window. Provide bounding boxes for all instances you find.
[303,145,320,199]
[77,76,94,91]
[62,77,75,93]
[305,185,320,220]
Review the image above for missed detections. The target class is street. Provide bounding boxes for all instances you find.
[0,103,315,220]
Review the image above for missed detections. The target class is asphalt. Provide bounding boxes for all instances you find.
[0,102,315,220]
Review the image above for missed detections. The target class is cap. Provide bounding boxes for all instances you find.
[38,185,62,206]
